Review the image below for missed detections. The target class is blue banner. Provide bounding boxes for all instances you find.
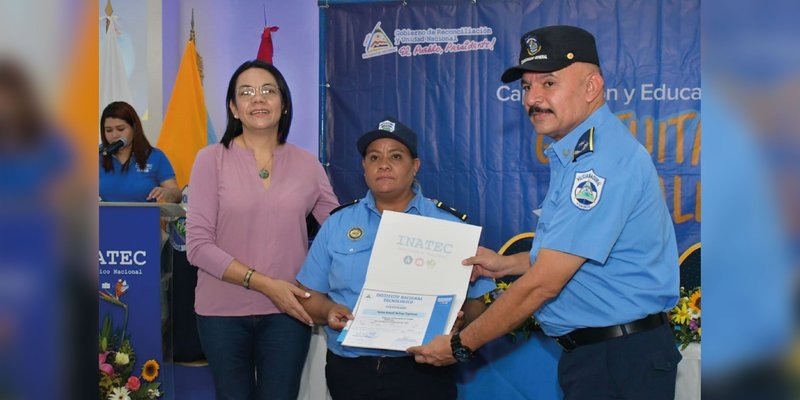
[99,205,168,397]
[323,0,700,256]
[323,1,699,398]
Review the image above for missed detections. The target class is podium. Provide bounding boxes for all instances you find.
[99,202,184,399]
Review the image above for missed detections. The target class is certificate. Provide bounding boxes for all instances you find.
[339,289,455,351]
[339,211,482,350]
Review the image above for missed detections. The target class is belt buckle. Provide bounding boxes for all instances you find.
[554,335,576,352]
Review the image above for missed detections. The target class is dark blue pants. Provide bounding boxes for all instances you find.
[557,323,682,400]
[325,351,456,400]
[197,314,311,400]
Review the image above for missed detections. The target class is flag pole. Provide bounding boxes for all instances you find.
[190,9,204,83]
[189,8,195,43]
[104,0,113,32]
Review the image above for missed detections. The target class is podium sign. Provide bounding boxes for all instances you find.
[99,203,172,395]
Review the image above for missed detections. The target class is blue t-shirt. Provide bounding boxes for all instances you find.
[297,187,495,358]
[0,131,71,201]
[99,148,175,202]
[530,104,679,337]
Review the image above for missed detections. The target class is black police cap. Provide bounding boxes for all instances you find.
[357,117,418,158]
[501,25,600,83]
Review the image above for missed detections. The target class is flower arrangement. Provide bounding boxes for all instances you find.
[482,281,541,340]
[99,305,162,399]
[669,286,701,350]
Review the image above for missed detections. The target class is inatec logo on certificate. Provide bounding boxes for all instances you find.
[338,211,482,351]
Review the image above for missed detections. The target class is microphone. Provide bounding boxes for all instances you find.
[100,137,128,156]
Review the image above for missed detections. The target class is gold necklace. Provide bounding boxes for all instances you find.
[240,135,274,179]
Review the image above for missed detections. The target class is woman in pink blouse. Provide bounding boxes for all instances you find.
[186,60,338,399]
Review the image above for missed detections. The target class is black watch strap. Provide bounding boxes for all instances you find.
[450,333,475,362]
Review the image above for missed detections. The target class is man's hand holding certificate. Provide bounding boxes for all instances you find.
[338,211,482,351]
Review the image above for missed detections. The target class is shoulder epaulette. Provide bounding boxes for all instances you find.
[573,127,595,162]
[330,199,360,215]
[433,200,467,222]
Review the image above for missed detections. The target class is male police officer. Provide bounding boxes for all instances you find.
[408,25,682,399]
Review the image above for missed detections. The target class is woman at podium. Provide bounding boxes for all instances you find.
[186,60,339,399]
[99,101,181,203]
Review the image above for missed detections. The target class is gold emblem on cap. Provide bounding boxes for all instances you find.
[525,36,541,57]
[347,227,364,240]
[567,52,574,60]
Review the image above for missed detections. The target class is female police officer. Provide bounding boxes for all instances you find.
[296,117,494,400]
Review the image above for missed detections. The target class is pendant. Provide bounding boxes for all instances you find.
[258,169,270,179]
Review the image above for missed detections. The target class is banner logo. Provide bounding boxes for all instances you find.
[100,278,130,300]
[362,22,398,59]
[363,22,496,59]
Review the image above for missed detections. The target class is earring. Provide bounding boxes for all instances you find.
[283,110,288,115]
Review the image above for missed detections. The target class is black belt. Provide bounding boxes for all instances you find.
[553,312,668,352]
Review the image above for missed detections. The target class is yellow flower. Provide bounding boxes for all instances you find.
[671,302,690,325]
[688,290,701,313]
[114,352,130,366]
[141,359,160,382]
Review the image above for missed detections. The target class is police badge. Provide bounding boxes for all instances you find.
[571,169,605,210]
[347,227,364,240]
[525,35,540,56]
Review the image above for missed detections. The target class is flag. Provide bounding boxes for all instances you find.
[99,13,133,116]
[257,26,279,64]
[156,39,210,188]
[57,0,99,175]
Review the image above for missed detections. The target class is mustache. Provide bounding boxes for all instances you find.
[528,106,553,116]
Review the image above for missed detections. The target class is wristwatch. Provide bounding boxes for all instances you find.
[450,333,475,363]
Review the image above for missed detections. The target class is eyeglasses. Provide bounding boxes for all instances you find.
[238,85,280,98]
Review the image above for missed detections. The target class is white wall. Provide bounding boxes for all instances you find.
[101,0,321,154]
[163,0,321,154]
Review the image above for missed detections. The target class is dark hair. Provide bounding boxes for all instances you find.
[220,60,293,147]
[100,101,152,172]
[0,59,44,148]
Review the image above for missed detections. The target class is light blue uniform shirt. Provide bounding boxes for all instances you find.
[99,148,175,202]
[530,104,679,337]
[297,187,495,358]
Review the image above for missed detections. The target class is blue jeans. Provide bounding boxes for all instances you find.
[197,314,311,400]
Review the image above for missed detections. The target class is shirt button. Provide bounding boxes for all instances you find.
[349,248,354,252]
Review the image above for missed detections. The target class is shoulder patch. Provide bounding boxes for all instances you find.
[432,199,467,221]
[572,127,595,162]
[571,169,605,210]
[330,199,360,215]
